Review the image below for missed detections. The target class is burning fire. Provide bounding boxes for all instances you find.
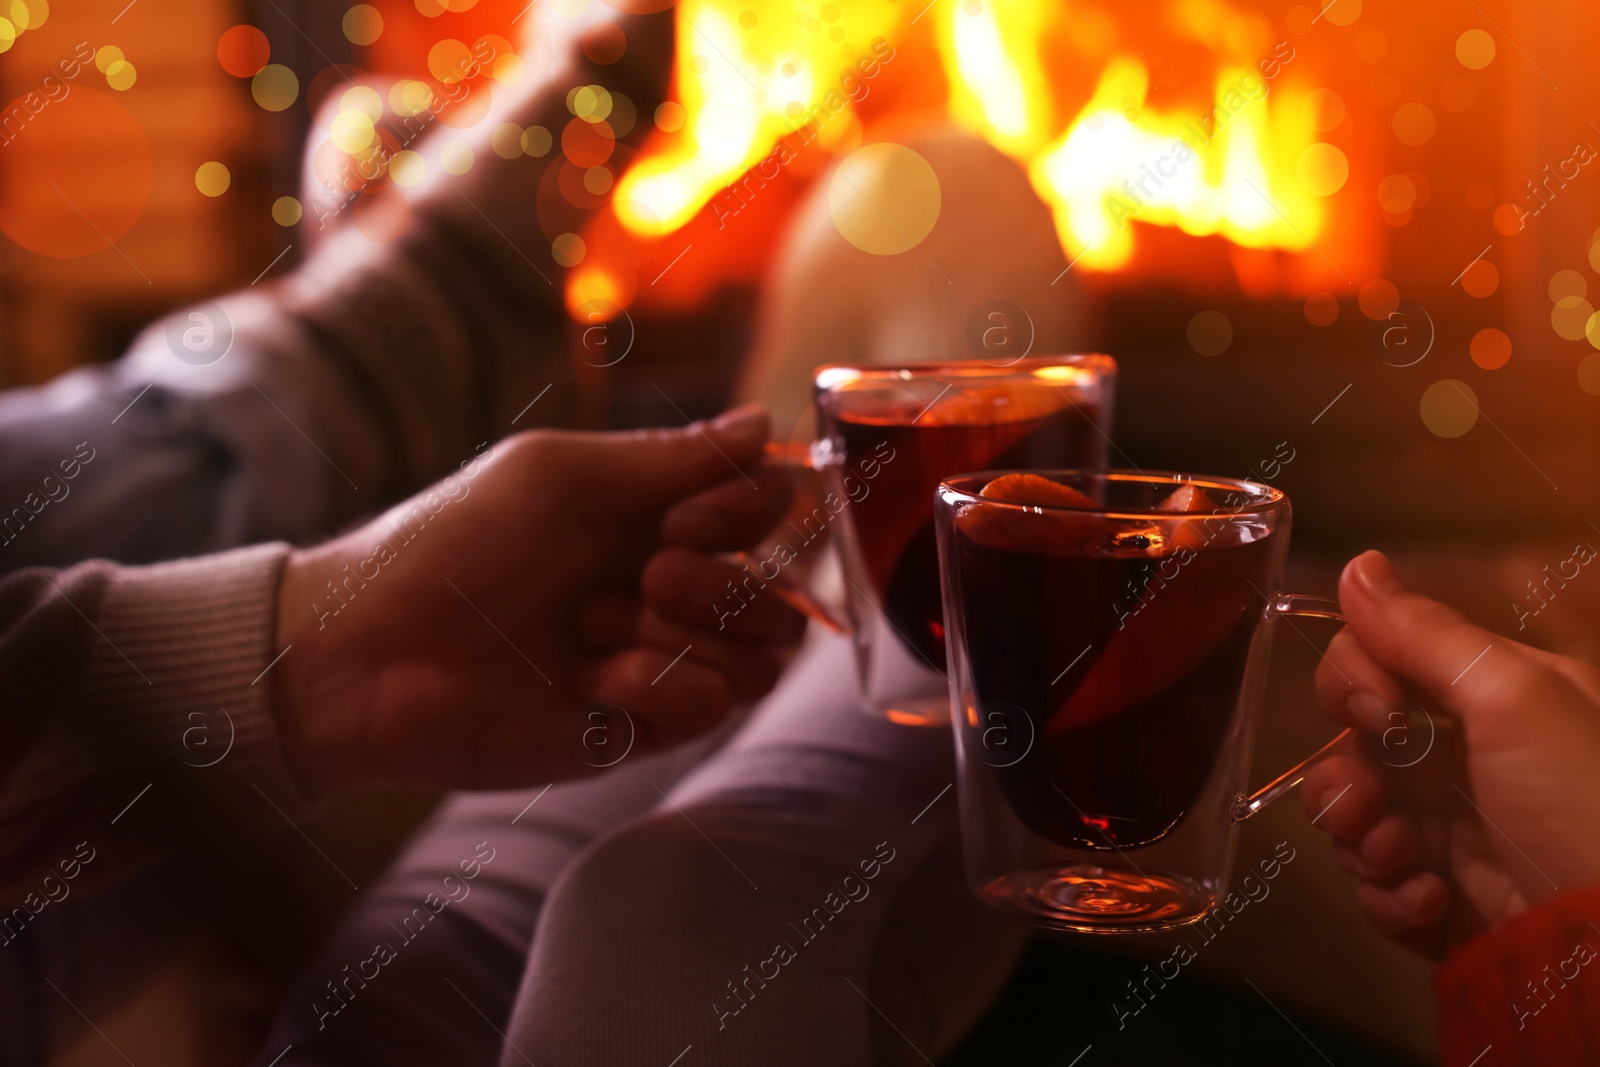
[1027,53,1318,271]
[610,1,900,238]
[588,0,1325,310]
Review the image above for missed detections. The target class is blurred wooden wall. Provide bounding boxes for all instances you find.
[0,0,284,386]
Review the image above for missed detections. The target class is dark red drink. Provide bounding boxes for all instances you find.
[832,390,1103,670]
[949,503,1277,849]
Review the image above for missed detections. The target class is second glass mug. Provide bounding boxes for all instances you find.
[756,356,1117,725]
[933,469,1353,932]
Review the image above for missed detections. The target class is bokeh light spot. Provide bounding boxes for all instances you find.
[1187,310,1233,356]
[194,161,230,196]
[353,189,410,243]
[0,87,151,258]
[562,117,614,167]
[391,79,433,116]
[343,5,383,46]
[493,54,525,85]
[331,109,375,153]
[1469,328,1511,370]
[655,101,685,132]
[1392,102,1436,146]
[1420,380,1478,438]
[1302,88,1345,132]
[1492,203,1525,235]
[1377,173,1417,213]
[1358,278,1400,320]
[1461,259,1499,298]
[570,84,613,123]
[427,39,473,84]
[95,45,123,73]
[436,81,491,128]
[491,122,525,159]
[252,64,299,111]
[552,232,586,267]
[341,85,382,120]
[521,125,553,157]
[217,26,269,78]
[582,22,626,64]
[440,141,474,175]
[1323,0,1360,26]
[1549,269,1586,302]
[104,59,136,92]
[392,79,435,115]
[1579,353,1600,395]
[1552,296,1593,341]
[12,0,45,31]
[606,93,636,137]
[1304,292,1339,327]
[1296,143,1349,196]
[272,195,302,226]
[1455,28,1495,69]
[389,149,425,186]
[828,143,941,255]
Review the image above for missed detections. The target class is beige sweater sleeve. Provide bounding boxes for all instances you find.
[0,543,317,911]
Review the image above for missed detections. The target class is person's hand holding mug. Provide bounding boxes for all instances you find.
[272,406,804,798]
[1303,550,1600,959]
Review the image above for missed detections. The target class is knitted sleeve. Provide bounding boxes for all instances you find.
[1436,885,1600,1065]
[0,543,317,916]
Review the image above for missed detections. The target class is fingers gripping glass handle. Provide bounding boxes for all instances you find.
[1229,594,1356,824]
[731,443,850,635]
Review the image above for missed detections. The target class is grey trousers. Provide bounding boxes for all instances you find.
[253,634,1028,1066]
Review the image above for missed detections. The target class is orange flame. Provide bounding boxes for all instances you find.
[591,0,1328,311]
[612,1,897,238]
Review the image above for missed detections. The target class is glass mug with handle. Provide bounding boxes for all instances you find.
[757,357,1116,726]
[933,469,1353,931]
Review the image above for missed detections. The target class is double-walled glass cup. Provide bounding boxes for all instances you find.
[934,470,1351,932]
[767,357,1115,725]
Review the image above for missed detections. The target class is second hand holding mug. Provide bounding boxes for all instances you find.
[934,469,1353,931]
[756,356,1116,725]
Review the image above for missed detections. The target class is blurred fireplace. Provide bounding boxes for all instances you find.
[568,0,1600,544]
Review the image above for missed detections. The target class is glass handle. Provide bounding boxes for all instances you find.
[732,550,851,634]
[1229,594,1356,824]
[732,442,850,635]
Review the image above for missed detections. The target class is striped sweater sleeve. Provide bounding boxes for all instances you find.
[0,544,317,912]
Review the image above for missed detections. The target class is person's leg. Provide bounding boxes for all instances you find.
[249,737,716,1067]
[500,633,1029,1066]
